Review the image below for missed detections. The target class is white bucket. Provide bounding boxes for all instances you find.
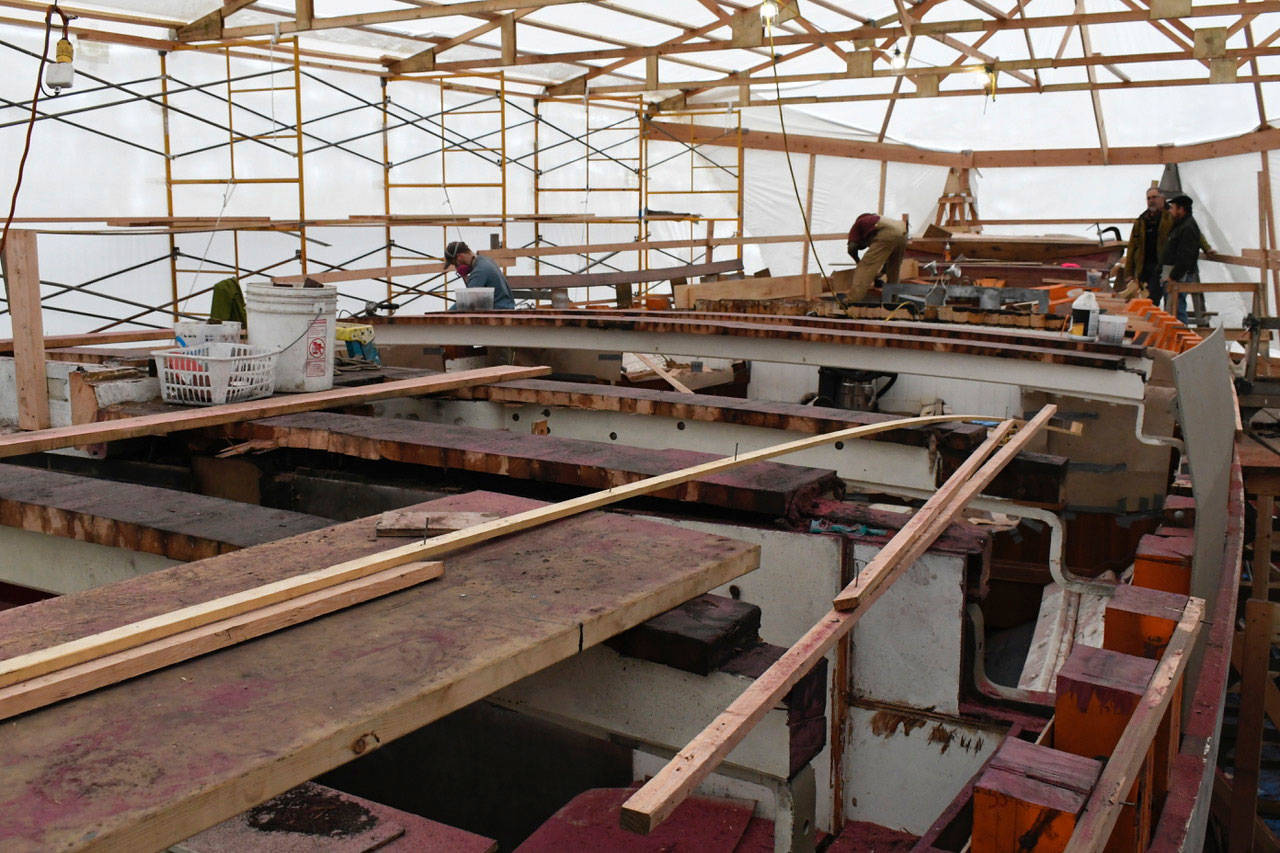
[1097,313,1128,345]
[455,287,494,311]
[245,282,337,392]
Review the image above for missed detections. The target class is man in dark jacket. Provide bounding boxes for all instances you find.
[1160,195,1204,326]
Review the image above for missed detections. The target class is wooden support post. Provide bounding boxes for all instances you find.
[1231,598,1273,853]
[500,13,517,66]
[801,154,817,299]
[1102,585,1187,809]
[1055,646,1157,851]
[1261,170,1279,320]
[1255,494,1274,601]
[0,230,50,430]
[972,737,1101,853]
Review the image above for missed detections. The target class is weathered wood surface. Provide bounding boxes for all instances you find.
[227,412,843,516]
[0,491,760,852]
[0,464,327,560]
[377,312,1133,369]
[451,377,984,449]
[0,560,445,721]
[376,509,502,537]
[0,364,550,459]
[0,329,173,355]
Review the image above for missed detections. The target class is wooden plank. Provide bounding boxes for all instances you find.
[377,313,1134,370]
[0,329,173,354]
[1230,598,1273,853]
[0,464,327,561]
[674,274,818,308]
[832,404,1057,612]
[376,510,502,537]
[0,364,550,459]
[618,406,1054,834]
[633,353,693,394]
[0,230,50,430]
[0,491,761,851]
[0,560,445,721]
[1062,596,1205,853]
[0,410,981,693]
[1256,494,1273,601]
[231,412,842,516]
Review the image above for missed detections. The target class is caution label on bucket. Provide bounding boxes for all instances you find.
[305,317,328,378]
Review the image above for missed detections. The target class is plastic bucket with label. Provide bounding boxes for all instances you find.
[245,283,337,392]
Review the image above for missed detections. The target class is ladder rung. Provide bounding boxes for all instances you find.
[646,189,734,195]
[232,134,297,142]
[389,183,504,189]
[443,146,503,153]
[230,86,297,93]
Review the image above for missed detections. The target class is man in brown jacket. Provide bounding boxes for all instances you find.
[846,213,907,301]
[1122,186,1170,303]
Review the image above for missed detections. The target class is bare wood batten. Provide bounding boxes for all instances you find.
[619,405,1056,834]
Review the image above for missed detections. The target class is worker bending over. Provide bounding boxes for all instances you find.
[444,240,516,310]
[846,214,907,302]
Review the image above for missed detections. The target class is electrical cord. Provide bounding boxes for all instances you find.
[0,3,70,258]
[764,17,831,295]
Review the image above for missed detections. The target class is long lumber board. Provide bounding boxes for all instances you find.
[619,405,1055,834]
[0,560,445,721]
[0,492,760,851]
[0,412,976,693]
[377,313,1130,369]
[0,329,174,354]
[0,364,549,459]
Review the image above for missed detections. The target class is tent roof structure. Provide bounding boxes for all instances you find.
[2,0,1277,153]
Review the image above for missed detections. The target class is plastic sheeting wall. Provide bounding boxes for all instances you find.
[0,22,1275,336]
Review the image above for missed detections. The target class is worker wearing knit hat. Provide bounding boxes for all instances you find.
[846,213,907,302]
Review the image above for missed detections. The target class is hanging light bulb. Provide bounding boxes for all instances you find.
[760,0,780,22]
[890,46,907,71]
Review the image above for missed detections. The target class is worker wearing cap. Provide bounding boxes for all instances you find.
[1160,195,1205,326]
[846,213,907,302]
[443,241,515,310]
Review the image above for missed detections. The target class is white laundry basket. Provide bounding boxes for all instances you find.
[245,283,337,392]
[154,342,277,406]
[173,321,241,347]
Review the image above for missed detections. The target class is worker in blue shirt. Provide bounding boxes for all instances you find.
[443,240,515,310]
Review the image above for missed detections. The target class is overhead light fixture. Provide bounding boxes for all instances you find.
[890,46,907,71]
[760,0,780,22]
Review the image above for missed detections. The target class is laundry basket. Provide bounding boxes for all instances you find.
[154,342,277,406]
